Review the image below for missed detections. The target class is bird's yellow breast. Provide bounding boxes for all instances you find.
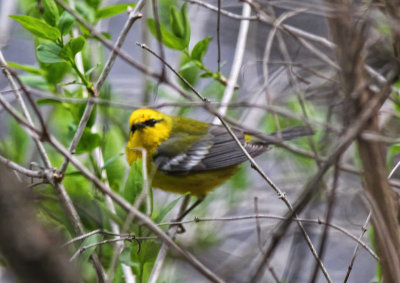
[152,166,238,196]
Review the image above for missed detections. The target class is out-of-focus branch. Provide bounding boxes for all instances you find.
[328,1,400,282]
[343,212,371,282]
[0,153,44,178]
[250,68,395,281]
[0,53,108,282]
[0,164,79,283]
[214,1,251,121]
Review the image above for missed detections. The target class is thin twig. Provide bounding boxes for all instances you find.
[254,197,262,251]
[310,161,340,283]
[0,154,44,179]
[217,0,221,73]
[214,1,251,121]
[158,214,377,260]
[70,235,154,262]
[343,212,371,282]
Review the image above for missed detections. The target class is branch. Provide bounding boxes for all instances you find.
[0,153,45,178]
[214,1,251,121]
[343,212,371,282]
[0,165,79,282]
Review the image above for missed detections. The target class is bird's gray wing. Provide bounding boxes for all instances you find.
[153,125,268,174]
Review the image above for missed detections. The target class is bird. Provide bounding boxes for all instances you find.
[126,108,313,196]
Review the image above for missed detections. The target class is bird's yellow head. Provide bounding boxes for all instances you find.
[126,108,172,165]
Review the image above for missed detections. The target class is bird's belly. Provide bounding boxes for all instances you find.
[152,166,239,196]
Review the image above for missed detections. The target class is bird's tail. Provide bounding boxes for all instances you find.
[248,126,314,146]
[269,126,314,141]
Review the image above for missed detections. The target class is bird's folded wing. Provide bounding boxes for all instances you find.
[154,125,268,174]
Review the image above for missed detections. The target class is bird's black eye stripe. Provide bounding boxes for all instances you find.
[130,124,136,134]
[130,119,161,134]
[144,119,160,127]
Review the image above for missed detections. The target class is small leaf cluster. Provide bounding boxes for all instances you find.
[147,3,228,88]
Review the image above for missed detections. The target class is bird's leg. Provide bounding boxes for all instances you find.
[176,196,205,222]
[174,196,205,234]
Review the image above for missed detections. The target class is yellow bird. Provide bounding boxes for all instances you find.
[126,108,313,198]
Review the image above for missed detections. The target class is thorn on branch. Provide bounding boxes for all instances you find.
[53,169,64,182]
[39,129,50,143]
[135,238,141,254]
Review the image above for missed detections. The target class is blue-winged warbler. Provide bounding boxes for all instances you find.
[126,108,313,197]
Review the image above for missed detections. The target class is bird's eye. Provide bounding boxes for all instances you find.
[130,124,136,134]
[144,119,158,127]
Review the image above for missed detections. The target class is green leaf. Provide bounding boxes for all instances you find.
[170,6,185,39]
[58,11,75,36]
[78,234,103,264]
[95,3,137,19]
[59,36,85,61]
[200,71,214,78]
[43,62,70,85]
[122,159,143,204]
[69,103,97,128]
[42,0,59,26]
[119,246,139,267]
[153,194,187,223]
[10,15,61,40]
[103,128,125,192]
[179,56,199,90]
[101,32,112,40]
[70,36,86,55]
[7,61,45,75]
[36,98,62,105]
[84,0,101,9]
[131,241,160,282]
[102,152,124,170]
[3,119,30,164]
[179,60,197,72]
[387,144,400,167]
[85,64,99,76]
[19,75,50,91]
[66,36,86,59]
[76,1,96,24]
[37,43,65,63]
[86,104,97,128]
[191,37,212,62]
[147,18,186,50]
[181,3,191,46]
[75,128,101,154]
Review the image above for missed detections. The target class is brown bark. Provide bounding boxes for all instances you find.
[327,1,400,281]
[0,165,79,283]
